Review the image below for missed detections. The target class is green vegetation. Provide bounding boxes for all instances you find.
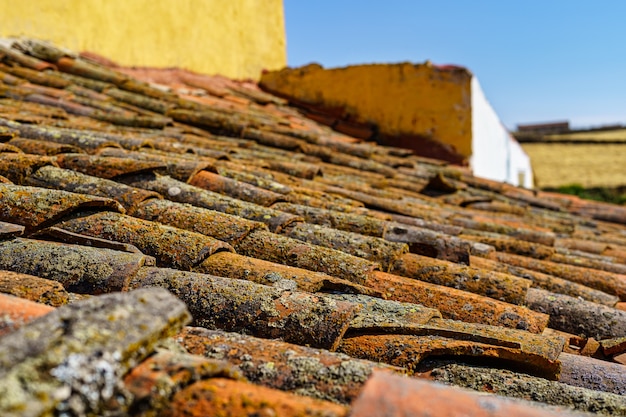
[545,184,626,205]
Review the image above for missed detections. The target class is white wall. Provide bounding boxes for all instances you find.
[470,77,533,187]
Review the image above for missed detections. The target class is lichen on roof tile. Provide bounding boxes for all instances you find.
[1,37,626,416]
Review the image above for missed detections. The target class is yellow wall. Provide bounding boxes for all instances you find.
[260,62,473,158]
[0,0,286,80]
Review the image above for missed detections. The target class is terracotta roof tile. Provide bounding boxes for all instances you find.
[178,326,396,404]
[0,270,69,306]
[351,370,583,417]
[1,39,625,415]
[0,292,54,336]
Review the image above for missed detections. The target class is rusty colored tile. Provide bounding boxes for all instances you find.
[283,223,408,271]
[384,210,464,235]
[272,202,387,237]
[579,338,601,357]
[1,64,70,88]
[614,352,626,365]
[194,251,379,296]
[55,153,165,179]
[235,229,379,285]
[267,159,321,179]
[8,137,84,155]
[301,143,396,177]
[124,349,243,415]
[461,233,556,260]
[104,86,174,114]
[0,44,57,71]
[495,252,626,301]
[0,142,23,153]
[470,255,619,306]
[0,270,69,306]
[452,216,557,246]
[167,377,348,417]
[550,251,626,275]
[0,183,123,233]
[189,170,285,206]
[98,146,219,181]
[0,117,121,152]
[0,237,153,294]
[365,271,549,332]
[178,327,398,404]
[0,220,24,240]
[131,198,266,246]
[383,222,472,264]
[0,151,56,183]
[57,56,128,84]
[390,253,531,305]
[570,198,626,225]
[26,165,160,212]
[57,211,233,270]
[122,173,301,232]
[329,293,442,333]
[0,288,190,416]
[0,292,54,336]
[555,237,609,255]
[168,107,257,136]
[216,164,294,194]
[242,126,306,150]
[350,372,576,417]
[427,363,626,416]
[559,352,626,395]
[128,267,358,350]
[525,288,626,339]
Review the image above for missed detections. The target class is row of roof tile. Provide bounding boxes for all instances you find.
[0,38,625,416]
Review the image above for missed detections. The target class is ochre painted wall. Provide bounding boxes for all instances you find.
[0,0,286,80]
[260,63,473,159]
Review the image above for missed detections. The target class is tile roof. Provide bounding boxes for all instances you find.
[0,38,625,416]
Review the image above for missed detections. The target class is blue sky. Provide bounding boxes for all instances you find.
[284,1,626,130]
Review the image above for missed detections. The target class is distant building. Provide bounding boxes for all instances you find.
[260,62,533,187]
[517,121,570,134]
[0,0,286,80]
